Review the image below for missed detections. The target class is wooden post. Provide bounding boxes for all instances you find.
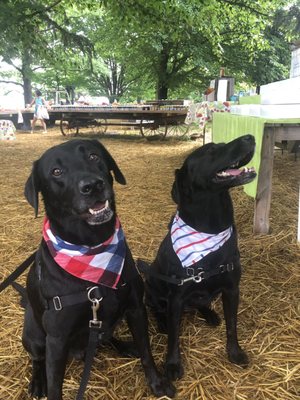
[253,126,276,234]
[297,182,300,243]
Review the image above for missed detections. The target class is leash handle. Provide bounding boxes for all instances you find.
[0,251,37,293]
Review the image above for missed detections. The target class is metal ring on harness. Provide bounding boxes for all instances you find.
[87,286,103,303]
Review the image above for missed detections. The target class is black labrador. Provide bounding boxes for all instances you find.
[138,134,257,381]
[21,139,175,399]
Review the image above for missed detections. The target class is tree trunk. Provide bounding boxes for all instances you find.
[21,47,33,106]
[156,46,169,100]
[157,85,168,100]
[23,77,32,105]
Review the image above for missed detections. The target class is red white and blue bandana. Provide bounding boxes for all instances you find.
[171,212,232,267]
[43,217,126,289]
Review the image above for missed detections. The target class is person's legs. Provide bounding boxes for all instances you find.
[31,117,37,133]
[41,119,47,133]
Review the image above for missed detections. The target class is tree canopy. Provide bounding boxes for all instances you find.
[0,0,299,103]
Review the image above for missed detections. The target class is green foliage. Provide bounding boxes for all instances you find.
[0,0,299,103]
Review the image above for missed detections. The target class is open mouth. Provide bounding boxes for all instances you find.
[86,200,114,225]
[214,150,256,183]
[216,165,256,179]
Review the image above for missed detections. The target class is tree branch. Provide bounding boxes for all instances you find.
[0,79,23,87]
[220,0,269,18]
[26,0,63,19]
[2,58,22,73]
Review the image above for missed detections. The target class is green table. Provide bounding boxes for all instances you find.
[213,113,300,235]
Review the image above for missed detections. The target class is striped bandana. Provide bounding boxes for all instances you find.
[171,213,232,267]
[43,217,126,289]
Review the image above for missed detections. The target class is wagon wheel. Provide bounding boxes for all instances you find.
[140,120,167,138]
[92,119,108,134]
[60,119,79,136]
[166,122,190,138]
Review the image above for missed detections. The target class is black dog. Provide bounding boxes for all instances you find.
[21,139,175,399]
[138,134,256,381]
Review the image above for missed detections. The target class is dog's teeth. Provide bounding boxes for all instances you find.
[88,200,109,215]
[217,171,230,177]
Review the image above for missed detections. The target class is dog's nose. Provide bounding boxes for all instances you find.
[242,134,254,142]
[79,178,104,195]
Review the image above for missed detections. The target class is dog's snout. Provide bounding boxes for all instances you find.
[79,177,104,195]
[242,134,255,143]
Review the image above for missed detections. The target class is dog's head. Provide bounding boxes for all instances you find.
[25,139,126,227]
[172,134,256,206]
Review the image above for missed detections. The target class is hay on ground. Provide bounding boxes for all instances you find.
[0,127,299,400]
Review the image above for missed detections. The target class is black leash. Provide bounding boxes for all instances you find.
[76,287,104,400]
[76,327,102,400]
[0,251,37,293]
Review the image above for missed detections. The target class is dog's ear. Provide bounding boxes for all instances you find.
[92,140,126,185]
[172,167,192,205]
[171,169,180,204]
[24,161,40,218]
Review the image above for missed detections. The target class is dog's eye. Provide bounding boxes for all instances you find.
[89,153,99,161]
[52,168,62,177]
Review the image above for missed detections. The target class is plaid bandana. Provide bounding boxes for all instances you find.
[171,212,232,267]
[43,217,126,289]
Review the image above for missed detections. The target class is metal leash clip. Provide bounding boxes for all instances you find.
[89,299,102,329]
[87,286,103,329]
[193,270,205,283]
[178,271,205,286]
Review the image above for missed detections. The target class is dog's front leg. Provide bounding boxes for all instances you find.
[126,305,176,398]
[222,287,249,367]
[45,334,69,400]
[165,294,184,381]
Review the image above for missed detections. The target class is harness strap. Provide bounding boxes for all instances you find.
[137,259,235,286]
[0,251,37,293]
[46,286,104,311]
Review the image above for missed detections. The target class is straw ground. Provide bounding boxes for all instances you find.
[0,127,299,399]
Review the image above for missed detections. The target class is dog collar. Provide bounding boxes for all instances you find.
[171,212,232,268]
[43,217,126,289]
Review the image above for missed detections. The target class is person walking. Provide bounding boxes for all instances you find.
[28,90,49,133]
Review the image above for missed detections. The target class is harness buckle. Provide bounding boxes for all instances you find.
[186,267,195,276]
[227,263,234,272]
[219,263,234,273]
[53,296,62,311]
[219,264,226,273]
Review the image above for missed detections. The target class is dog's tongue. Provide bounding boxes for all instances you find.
[92,201,106,211]
[226,169,242,176]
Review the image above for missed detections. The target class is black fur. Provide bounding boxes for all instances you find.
[21,139,175,399]
[140,134,256,381]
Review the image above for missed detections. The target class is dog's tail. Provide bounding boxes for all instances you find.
[11,282,28,308]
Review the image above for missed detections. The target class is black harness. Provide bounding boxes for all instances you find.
[137,259,235,286]
[0,251,135,400]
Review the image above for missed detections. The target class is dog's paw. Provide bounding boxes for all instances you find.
[165,361,184,381]
[149,375,176,398]
[29,377,47,399]
[227,346,249,367]
[199,307,221,326]
[29,362,47,398]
